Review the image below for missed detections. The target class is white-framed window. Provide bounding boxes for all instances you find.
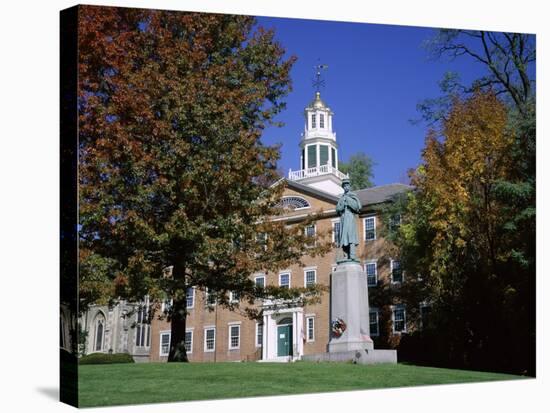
[306,316,315,342]
[365,261,378,287]
[319,113,325,128]
[369,309,379,337]
[304,268,316,287]
[311,113,316,128]
[228,324,240,350]
[256,232,268,251]
[364,216,376,241]
[391,260,403,284]
[229,291,240,303]
[254,275,265,288]
[161,298,173,313]
[185,330,193,354]
[420,303,432,329]
[389,214,402,230]
[255,323,263,347]
[279,272,290,289]
[392,305,407,334]
[205,288,216,306]
[159,331,171,356]
[204,327,216,352]
[186,287,195,309]
[332,219,341,244]
[305,224,316,247]
[135,305,151,348]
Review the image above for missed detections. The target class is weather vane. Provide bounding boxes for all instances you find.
[312,61,329,93]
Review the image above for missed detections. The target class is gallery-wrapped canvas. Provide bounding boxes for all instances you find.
[60,4,535,408]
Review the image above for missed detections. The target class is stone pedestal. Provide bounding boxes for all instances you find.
[300,260,397,365]
[328,261,374,352]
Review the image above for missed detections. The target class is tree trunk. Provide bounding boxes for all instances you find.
[167,262,189,362]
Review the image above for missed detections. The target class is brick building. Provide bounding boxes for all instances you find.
[77,91,412,362]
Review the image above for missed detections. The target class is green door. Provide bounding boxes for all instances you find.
[277,325,293,357]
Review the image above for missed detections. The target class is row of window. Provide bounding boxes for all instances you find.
[157,308,407,357]
[310,113,326,129]
[158,319,315,357]
[332,215,401,244]
[363,259,403,286]
[93,304,407,355]
[254,260,403,291]
[303,145,337,170]
[369,306,407,335]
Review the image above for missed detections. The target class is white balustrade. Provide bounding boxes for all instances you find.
[288,165,349,181]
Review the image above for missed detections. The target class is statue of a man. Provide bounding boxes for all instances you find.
[336,178,362,261]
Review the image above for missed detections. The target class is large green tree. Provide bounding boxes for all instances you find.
[389,29,536,375]
[78,6,330,362]
[339,152,375,190]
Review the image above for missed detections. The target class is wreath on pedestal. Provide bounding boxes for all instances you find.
[331,318,347,338]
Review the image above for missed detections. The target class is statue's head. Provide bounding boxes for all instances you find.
[342,178,351,193]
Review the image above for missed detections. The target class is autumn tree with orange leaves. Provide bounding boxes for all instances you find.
[383,91,534,375]
[77,6,330,362]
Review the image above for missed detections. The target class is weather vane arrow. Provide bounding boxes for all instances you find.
[313,62,329,93]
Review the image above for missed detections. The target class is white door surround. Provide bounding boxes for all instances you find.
[260,299,304,362]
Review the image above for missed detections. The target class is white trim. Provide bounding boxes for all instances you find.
[228,324,241,350]
[331,218,341,243]
[303,267,317,287]
[306,316,315,342]
[363,216,377,241]
[279,272,291,289]
[204,327,216,352]
[254,275,266,288]
[185,329,193,354]
[364,260,378,287]
[391,305,407,334]
[419,302,432,330]
[159,330,171,357]
[186,287,195,309]
[161,298,173,313]
[369,308,380,337]
[305,224,316,247]
[255,322,263,348]
[229,291,240,303]
[204,288,217,307]
[390,259,404,284]
[279,196,311,211]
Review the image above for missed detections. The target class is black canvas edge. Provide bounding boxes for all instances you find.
[60,5,79,408]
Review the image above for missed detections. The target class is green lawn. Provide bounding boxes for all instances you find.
[78,361,525,407]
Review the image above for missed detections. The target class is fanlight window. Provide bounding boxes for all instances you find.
[277,196,310,210]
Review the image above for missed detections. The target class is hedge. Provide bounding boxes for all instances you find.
[79,353,135,365]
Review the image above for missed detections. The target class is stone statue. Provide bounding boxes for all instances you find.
[336,178,362,261]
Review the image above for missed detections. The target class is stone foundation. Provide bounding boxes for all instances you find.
[302,349,397,365]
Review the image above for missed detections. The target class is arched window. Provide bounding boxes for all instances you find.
[94,312,106,352]
[276,196,310,210]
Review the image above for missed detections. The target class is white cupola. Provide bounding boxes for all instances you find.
[288,91,348,196]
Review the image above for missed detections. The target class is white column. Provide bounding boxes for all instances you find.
[316,144,320,169]
[296,309,304,359]
[292,311,297,359]
[262,313,268,361]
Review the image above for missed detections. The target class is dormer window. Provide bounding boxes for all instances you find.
[311,113,316,129]
[320,113,325,128]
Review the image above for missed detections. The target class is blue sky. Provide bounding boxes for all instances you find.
[256,16,490,186]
